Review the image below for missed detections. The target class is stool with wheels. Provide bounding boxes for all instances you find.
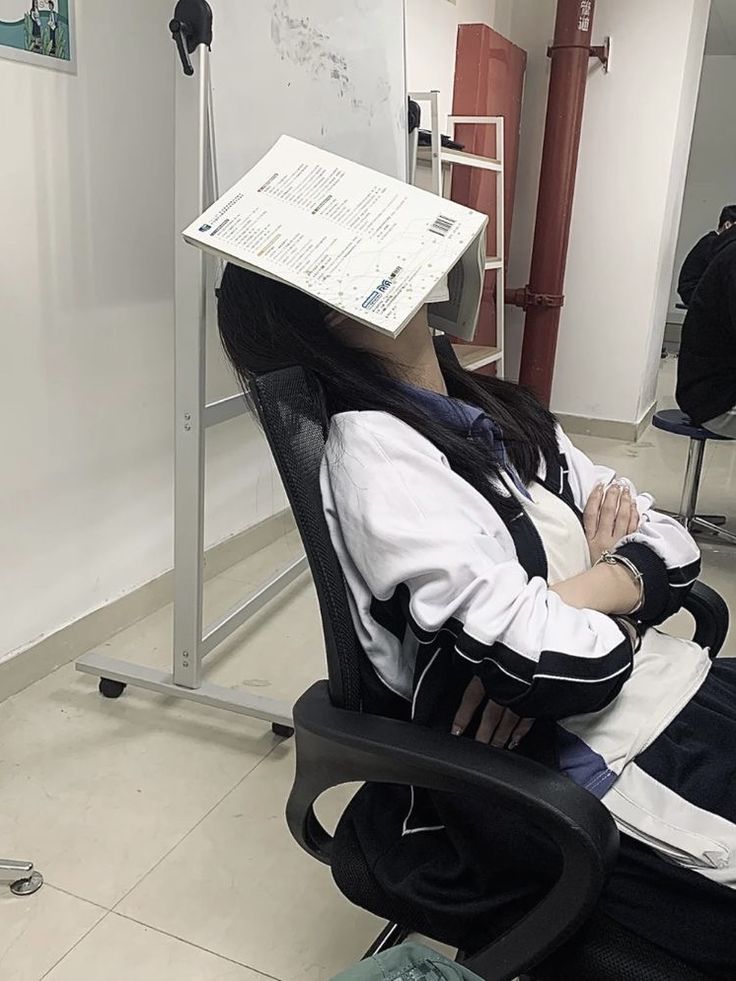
[653,409,736,544]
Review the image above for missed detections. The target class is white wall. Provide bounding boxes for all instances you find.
[405,0,499,124]
[502,0,709,425]
[669,55,736,320]
[0,1,284,661]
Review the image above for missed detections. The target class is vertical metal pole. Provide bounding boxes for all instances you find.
[496,116,505,378]
[173,45,211,689]
[677,439,706,527]
[429,90,442,196]
[205,53,220,202]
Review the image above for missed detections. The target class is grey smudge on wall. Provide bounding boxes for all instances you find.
[271,0,350,97]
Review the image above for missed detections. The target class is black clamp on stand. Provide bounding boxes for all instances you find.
[170,0,213,75]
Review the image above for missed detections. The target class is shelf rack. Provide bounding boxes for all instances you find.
[409,91,505,377]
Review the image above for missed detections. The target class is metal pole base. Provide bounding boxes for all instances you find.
[76,653,294,728]
[75,557,307,728]
[1,861,44,896]
[691,517,736,546]
[659,509,736,546]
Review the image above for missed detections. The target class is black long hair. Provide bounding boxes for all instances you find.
[217,263,559,491]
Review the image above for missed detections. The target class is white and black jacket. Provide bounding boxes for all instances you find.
[320,409,710,805]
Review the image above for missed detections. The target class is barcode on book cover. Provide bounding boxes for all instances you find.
[429,214,456,237]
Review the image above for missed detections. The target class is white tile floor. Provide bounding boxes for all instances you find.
[1,358,735,981]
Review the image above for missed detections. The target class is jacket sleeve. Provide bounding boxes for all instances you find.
[677,233,714,306]
[556,428,701,625]
[324,415,634,721]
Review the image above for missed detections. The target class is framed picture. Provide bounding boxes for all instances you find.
[0,0,76,73]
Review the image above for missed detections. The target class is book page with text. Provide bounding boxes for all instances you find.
[183,135,487,337]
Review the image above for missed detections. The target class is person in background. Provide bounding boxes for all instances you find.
[677,205,736,307]
[677,215,736,438]
[28,0,41,52]
[47,0,57,55]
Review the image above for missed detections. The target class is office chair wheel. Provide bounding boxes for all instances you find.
[99,677,127,699]
[10,871,44,896]
[272,723,294,739]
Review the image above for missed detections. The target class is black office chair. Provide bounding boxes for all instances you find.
[247,362,729,981]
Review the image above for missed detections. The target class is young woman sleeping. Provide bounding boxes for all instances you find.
[218,263,736,977]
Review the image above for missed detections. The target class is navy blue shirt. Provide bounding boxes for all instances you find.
[401,384,531,500]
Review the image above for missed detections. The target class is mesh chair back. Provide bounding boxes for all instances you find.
[249,367,364,711]
[247,336,457,711]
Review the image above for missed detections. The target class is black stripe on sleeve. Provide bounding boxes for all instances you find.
[370,589,412,643]
[615,544,701,625]
[456,630,634,719]
[456,631,634,684]
[667,558,701,588]
[370,584,447,645]
[615,542,671,624]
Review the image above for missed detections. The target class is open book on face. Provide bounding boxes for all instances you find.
[182,135,488,340]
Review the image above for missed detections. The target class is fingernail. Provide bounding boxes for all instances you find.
[451,726,462,736]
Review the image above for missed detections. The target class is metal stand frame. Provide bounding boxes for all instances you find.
[77,7,306,733]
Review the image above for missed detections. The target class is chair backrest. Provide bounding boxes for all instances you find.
[247,336,460,713]
[249,366,365,711]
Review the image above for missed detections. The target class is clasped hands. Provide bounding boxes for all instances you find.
[453,479,639,746]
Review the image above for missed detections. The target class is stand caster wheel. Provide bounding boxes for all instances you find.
[10,871,43,896]
[272,723,294,739]
[99,677,126,699]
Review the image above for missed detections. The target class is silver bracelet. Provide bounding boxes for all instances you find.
[595,550,645,616]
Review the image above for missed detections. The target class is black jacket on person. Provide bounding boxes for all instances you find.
[677,230,718,306]
[676,225,736,426]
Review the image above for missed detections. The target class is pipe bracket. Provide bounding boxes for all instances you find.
[547,35,610,72]
[506,286,565,310]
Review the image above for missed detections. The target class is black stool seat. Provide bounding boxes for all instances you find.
[653,409,728,441]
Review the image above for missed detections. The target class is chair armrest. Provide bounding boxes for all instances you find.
[684,581,730,657]
[287,681,619,981]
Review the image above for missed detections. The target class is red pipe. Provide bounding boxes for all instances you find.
[517,0,597,406]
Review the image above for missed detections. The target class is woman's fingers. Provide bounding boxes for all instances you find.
[613,487,633,540]
[583,483,605,538]
[487,707,521,747]
[599,483,623,537]
[506,717,534,750]
[454,678,533,750]
[476,702,533,749]
[452,676,485,736]
[475,700,506,744]
[627,497,640,535]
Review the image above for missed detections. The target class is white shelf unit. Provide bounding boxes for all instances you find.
[409,92,505,377]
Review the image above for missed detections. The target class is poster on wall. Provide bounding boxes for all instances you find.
[0,0,75,72]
